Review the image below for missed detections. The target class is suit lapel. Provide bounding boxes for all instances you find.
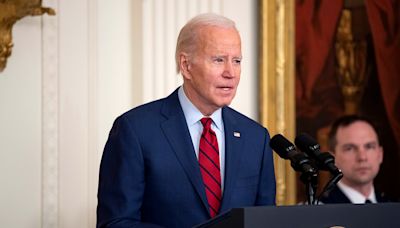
[160,90,209,212]
[220,107,244,212]
[322,186,352,203]
[376,189,389,203]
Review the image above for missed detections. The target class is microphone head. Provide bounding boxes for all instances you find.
[295,133,321,157]
[270,134,317,174]
[270,134,296,159]
[295,133,342,175]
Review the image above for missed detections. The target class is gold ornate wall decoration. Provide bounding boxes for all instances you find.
[335,9,368,114]
[259,0,296,205]
[0,0,55,72]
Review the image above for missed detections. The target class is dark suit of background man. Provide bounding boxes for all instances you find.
[320,115,389,204]
[97,13,276,228]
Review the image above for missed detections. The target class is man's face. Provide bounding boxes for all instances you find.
[181,26,241,116]
[334,121,383,188]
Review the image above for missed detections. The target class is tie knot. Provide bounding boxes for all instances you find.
[201,117,212,129]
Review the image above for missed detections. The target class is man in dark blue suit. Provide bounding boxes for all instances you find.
[97,13,276,227]
[320,115,388,204]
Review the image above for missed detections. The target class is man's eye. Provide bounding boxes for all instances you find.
[234,59,241,64]
[365,143,377,150]
[214,58,224,63]
[343,145,356,152]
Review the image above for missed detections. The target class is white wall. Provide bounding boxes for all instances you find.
[0,0,257,227]
[0,16,42,228]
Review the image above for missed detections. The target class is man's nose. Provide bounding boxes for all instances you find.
[356,148,368,161]
[222,62,235,78]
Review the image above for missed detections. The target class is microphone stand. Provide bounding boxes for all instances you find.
[317,171,343,204]
[300,170,318,205]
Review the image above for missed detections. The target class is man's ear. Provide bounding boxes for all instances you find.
[179,53,191,79]
[378,146,384,165]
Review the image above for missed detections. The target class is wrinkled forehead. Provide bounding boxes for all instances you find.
[196,26,241,52]
[197,25,241,40]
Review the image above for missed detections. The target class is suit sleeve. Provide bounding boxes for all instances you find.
[255,128,276,205]
[97,115,163,228]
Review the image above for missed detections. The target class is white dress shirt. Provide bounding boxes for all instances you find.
[337,181,377,204]
[178,86,226,191]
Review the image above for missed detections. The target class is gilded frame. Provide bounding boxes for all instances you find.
[259,0,296,205]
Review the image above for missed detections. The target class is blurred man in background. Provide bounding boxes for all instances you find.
[320,115,388,204]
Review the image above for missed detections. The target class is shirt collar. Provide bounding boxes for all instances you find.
[337,182,377,203]
[178,86,223,130]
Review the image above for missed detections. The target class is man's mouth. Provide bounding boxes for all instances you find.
[355,167,371,172]
[217,86,234,91]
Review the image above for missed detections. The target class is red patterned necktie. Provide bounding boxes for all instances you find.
[199,117,222,217]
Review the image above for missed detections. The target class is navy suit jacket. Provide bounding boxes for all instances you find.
[319,185,390,204]
[97,89,276,228]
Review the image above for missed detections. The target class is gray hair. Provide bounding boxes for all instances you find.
[175,13,238,73]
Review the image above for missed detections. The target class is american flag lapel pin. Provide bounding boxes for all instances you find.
[233,132,241,138]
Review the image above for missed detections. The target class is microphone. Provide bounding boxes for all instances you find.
[270,134,316,175]
[295,133,341,176]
